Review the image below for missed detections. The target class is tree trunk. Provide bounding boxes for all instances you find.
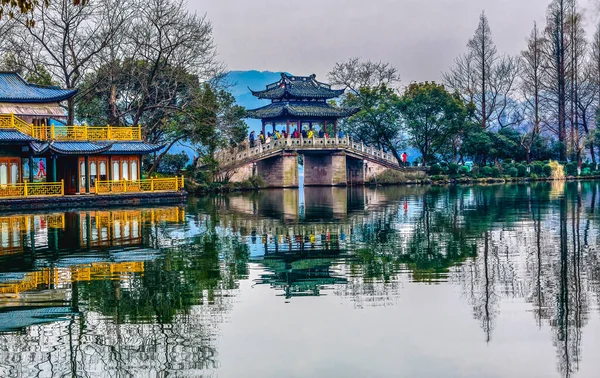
[109,84,119,125]
[146,138,182,176]
[67,97,75,126]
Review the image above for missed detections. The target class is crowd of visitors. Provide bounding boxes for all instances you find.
[249,127,345,147]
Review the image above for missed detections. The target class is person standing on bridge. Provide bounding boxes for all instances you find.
[307,129,314,139]
[249,131,255,147]
[401,152,408,167]
[302,129,307,138]
[292,129,299,138]
[259,131,265,144]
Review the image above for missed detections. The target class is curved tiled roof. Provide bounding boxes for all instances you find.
[27,140,163,156]
[0,72,77,103]
[31,141,113,155]
[250,73,345,100]
[100,141,164,154]
[246,102,359,120]
[0,129,36,142]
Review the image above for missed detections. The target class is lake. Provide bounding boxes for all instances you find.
[0,182,599,378]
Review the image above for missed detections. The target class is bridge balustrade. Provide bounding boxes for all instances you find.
[216,136,399,168]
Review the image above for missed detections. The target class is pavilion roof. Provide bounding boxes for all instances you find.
[0,72,77,103]
[249,73,345,100]
[31,141,113,155]
[98,141,164,154]
[246,101,359,120]
[0,129,36,142]
[29,141,163,155]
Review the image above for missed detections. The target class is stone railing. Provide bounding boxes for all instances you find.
[215,136,400,168]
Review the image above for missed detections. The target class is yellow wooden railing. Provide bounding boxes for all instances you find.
[0,181,64,198]
[0,262,145,296]
[95,176,184,194]
[0,114,142,141]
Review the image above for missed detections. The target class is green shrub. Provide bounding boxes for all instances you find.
[507,167,519,178]
[582,168,591,176]
[481,166,493,177]
[516,164,527,177]
[530,173,539,180]
[249,175,266,188]
[429,164,442,175]
[448,163,460,175]
[565,162,577,176]
[491,167,500,178]
[531,162,544,175]
[430,175,447,181]
[543,164,552,177]
[459,166,470,175]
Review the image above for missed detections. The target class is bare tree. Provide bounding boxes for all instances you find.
[467,11,497,130]
[6,0,132,124]
[490,55,522,129]
[327,57,400,93]
[444,11,519,131]
[541,0,573,161]
[588,22,600,162]
[568,3,587,161]
[77,0,225,175]
[521,23,545,163]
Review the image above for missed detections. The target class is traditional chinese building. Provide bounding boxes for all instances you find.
[0,72,183,202]
[246,73,358,136]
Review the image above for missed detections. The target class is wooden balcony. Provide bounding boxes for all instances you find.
[0,114,142,141]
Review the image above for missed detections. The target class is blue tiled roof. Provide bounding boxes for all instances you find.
[0,129,35,142]
[0,72,77,103]
[31,142,110,155]
[246,101,359,119]
[250,73,345,100]
[100,141,164,154]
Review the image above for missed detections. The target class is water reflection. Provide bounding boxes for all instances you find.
[0,183,599,377]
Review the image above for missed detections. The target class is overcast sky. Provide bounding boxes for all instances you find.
[191,0,600,84]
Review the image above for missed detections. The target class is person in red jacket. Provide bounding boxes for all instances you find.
[401,152,408,167]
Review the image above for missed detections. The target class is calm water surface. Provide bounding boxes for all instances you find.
[1,183,600,377]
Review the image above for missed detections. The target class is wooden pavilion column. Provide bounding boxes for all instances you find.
[286,120,290,136]
[297,120,301,132]
[28,154,34,182]
[334,120,338,136]
[51,154,57,182]
[261,121,266,136]
[84,155,90,193]
[324,120,328,135]
[108,156,112,180]
[272,122,276,134]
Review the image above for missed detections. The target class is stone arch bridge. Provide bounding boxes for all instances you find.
[214,136,426,187]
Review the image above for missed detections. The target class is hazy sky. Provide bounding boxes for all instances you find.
[191,0,600,85]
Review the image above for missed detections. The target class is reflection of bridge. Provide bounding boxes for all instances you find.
[215,137,425,187]
[210,187,409,256]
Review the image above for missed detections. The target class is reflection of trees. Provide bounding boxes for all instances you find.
[0,225,250,377]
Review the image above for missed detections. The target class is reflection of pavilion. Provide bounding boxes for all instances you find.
[255,256,347,299]
[0,206,186,332]
[0,206,185,256]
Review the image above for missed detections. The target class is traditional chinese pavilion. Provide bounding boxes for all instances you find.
[0,72,177,200]
[246,73,358,135]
